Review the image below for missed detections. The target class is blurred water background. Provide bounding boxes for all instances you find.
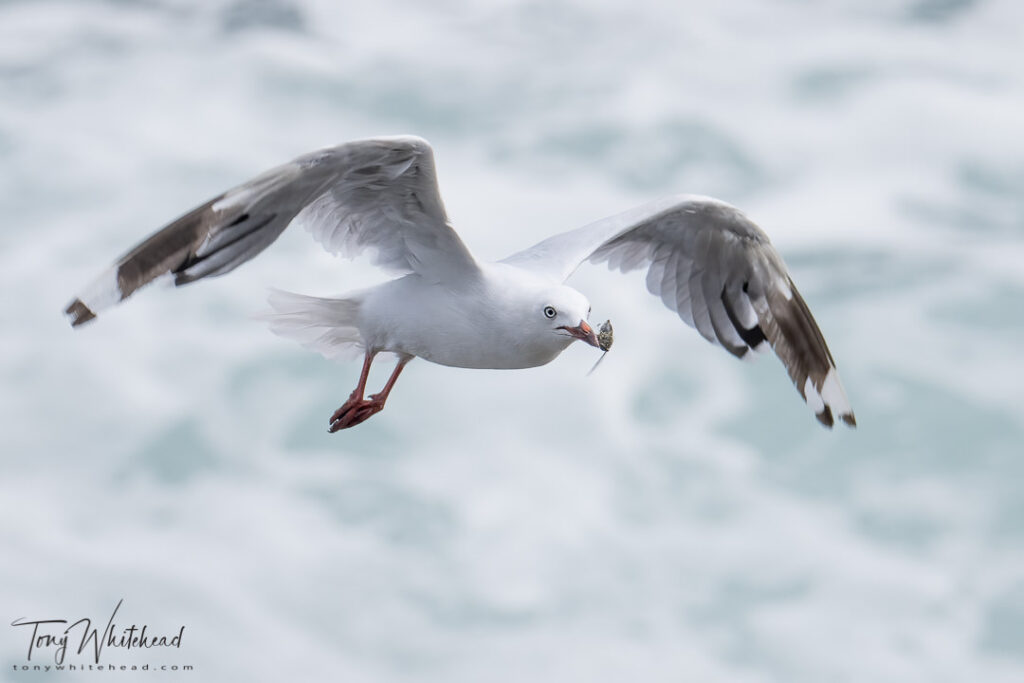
[2,0,1024,680]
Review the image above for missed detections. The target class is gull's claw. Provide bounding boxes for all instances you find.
[328,398,385,432]
[327,353,410,433]
[328,390,372,425]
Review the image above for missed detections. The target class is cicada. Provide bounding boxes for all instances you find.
[597,319,613,352]
[588,319,613,375]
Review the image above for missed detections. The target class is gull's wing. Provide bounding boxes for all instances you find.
[64,136,478,327]
[502,195,855,428]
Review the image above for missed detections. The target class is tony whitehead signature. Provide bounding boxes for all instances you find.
[10,600,184,664]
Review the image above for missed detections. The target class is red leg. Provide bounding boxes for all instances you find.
[347,352,376,404]
[329,351,376,424]
[328,354,411,433]
[369,356,410,403]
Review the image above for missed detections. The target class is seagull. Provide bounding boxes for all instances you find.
[64,136,855,431]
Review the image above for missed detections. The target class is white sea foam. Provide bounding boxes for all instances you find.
[2,0,1024,681]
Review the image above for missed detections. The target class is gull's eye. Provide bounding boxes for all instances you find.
[543,305,557,319]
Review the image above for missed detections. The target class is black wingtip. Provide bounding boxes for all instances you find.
[817,410,857,429]
[64,299,96,328]
[815,406,835,428]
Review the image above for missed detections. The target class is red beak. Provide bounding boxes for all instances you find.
[559,320,600,348]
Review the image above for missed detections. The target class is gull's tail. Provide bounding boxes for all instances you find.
[258,289,366,361]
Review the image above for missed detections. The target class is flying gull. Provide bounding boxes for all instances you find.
[64,136,855,431]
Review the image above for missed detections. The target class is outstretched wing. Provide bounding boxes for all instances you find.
[64,136,478,327]
[502,195,855,428]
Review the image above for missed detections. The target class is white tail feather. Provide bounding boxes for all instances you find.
[259,289,365,360]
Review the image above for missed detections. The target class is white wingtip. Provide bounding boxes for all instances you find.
[65,265,122,327]
[803,376,826,414]
[804,368,856,428]
[79,264,122,313]
[821,368,852,414]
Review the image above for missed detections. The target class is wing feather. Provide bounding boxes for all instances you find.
[673,255,696,328]
[702,265,747,357]
[645,245,672,299]
[502,194,855,428]
[659,250,681,313]
[65,136,478,327]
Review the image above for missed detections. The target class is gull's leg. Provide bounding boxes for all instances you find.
[328,351,376,428]
[368,355,411,404]
[328,354,412,432]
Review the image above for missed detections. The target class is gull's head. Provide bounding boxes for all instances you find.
[532,285,599,350]
[485,265,602,367]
